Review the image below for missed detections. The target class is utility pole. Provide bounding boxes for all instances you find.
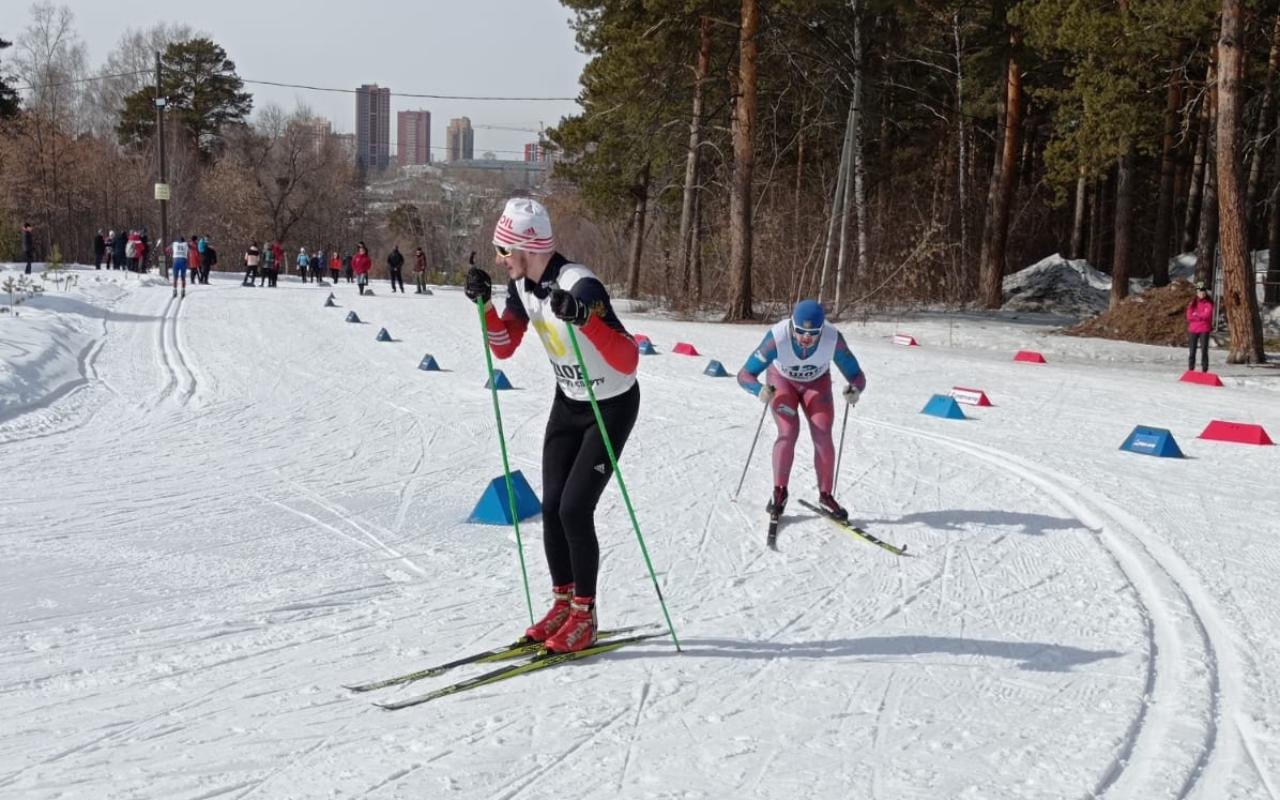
[154,51,170,278]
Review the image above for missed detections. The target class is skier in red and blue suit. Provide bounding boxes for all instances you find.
[737,299,866,520]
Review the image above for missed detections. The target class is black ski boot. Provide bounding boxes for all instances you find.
[766,486,788,550]
[766,486,788,516]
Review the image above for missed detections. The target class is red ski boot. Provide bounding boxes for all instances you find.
[544,596,598,653]
[524,584,574,642]
[818,491,849,521]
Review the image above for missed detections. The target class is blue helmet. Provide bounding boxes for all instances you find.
[792,299,825,334]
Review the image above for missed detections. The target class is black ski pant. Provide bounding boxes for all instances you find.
[24,250,32,274]
[540,382,640,599]
[389,268,404,293]
[330,268,340,283]
[1189,332,1210,372]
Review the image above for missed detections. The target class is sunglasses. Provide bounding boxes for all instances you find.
[794,325,822,337]
[494,245,513,258]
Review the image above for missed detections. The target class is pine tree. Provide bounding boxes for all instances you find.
[0,38,19,119]
[116,38,251,158]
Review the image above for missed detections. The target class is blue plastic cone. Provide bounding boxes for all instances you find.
[1120,425,1184,458]
[485,370,512,390]
[638,339,657,355]
[921,394,967,420]
[324,296,336,307]
[703,359,729,377]
[345,310,360,323]
[376,327,392,342]
[418,354,440,371]
[468,470,542,524]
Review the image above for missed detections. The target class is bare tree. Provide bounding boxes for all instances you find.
[678,16,713,304]
[1111,140,1135,307]
[14,2,88,257]
[724,0,758,321]
[1215,0,1266,363]
[979,27,1021,309]
[82,23,197,138]
[1151,47,1185,286]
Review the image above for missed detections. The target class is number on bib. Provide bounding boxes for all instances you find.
[532,318,567,357]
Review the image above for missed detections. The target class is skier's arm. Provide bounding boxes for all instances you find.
[571,279,638,374]
[833,333,867,391]
[484,280,528,359]
[737,332,779,397]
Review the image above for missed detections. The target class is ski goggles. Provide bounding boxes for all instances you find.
[793,323,822,337]
[494,244,514,259]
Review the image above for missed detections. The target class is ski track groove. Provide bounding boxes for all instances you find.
[613,674,653,794]
[283,477,428,577]
[488,705,632,800]
[865,417,1236,800]
[170,291,197,404]
[152,293,177,407]
[1237,716,1279,800]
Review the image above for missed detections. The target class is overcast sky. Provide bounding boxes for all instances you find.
[20,0,590,159]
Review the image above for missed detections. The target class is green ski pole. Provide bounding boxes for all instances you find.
[565,324,681,651]
[471,256,533,626]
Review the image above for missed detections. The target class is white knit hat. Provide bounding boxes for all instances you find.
[492,197,554,254]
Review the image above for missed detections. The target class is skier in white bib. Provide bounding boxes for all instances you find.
[170,235,190,297]
[465,197,641,653]
[737,299,867,521]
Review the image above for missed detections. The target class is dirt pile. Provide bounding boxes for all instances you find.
[1064,280,1197,346]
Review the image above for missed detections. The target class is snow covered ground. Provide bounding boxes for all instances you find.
[2,263,1279,799]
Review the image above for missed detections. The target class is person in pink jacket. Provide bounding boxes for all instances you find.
[1186,281,1214,372]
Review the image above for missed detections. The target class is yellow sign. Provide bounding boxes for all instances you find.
[154,183,171,201]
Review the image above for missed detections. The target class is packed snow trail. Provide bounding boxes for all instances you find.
[1,268,1277,799]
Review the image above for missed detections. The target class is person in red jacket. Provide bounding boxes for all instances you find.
[1186,281,1214,372]
[465,197,640,654]
[352,241,372,294]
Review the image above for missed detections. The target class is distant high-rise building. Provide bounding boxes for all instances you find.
[355,84,391,171]
[334,133,357,161]
[397,110,431,165]
[446,117,474,161]
[524,142,550,163]
[292,117,332,156]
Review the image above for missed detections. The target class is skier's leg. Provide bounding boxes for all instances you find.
[541,397,584,589]
[769,369,802,491]
[800,373,837,494]
[555,384,639,598]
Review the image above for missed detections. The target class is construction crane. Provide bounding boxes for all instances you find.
[473,122,544,134]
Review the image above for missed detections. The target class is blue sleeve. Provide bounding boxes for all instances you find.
[736,331,779,396]
[833,333,866,391]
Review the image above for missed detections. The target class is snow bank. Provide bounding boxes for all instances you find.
[0,264,127,421]
[1001,253,1110,316]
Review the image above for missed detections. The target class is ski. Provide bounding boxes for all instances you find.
[767,511,781,550]
[797,499,911,557]
[375,632,666,711]
[344,624,657,693]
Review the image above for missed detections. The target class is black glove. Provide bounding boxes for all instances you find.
[464,267,492,303]
[549,288,590,326]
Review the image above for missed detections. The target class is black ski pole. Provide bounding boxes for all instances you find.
[733,400,770,500]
